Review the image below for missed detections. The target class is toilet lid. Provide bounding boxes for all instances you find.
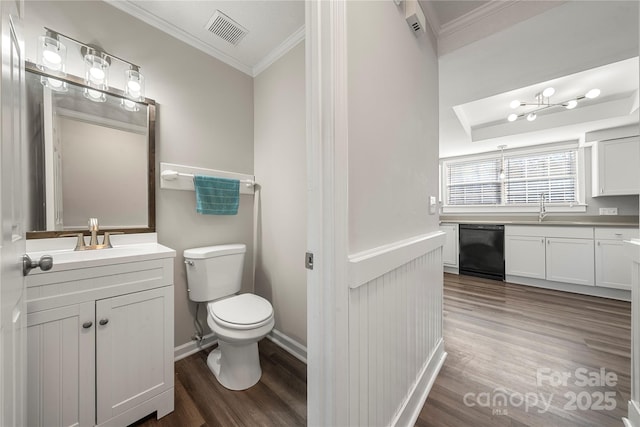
[208,294,273,326]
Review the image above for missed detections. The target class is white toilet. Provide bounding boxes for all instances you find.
[184,244,274,391]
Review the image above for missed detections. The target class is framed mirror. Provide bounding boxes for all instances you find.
[25,61,155,238]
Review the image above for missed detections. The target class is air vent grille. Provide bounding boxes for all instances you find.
[205,10,248,46]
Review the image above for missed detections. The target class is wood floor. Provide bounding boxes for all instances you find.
[133,273,630,427]
[418,273,631,427]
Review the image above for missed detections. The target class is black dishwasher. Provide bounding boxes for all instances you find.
[459,224,505,281]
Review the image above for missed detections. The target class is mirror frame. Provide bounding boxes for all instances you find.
[25,61,156,239]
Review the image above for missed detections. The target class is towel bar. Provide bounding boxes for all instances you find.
[161,170,255,188]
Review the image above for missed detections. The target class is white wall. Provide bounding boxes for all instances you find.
[23,1,255,347]
[253,42,307,345]
[345,2,443,424]
[348,2,440,254]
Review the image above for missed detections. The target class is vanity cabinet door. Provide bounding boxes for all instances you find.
[27,302,95,427]
[95,286,174,424]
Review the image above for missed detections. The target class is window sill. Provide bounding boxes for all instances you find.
[441,204,588,215]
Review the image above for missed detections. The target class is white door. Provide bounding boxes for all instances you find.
[546,238,595,286]
[0,1,26,425]
[505,235,546,279]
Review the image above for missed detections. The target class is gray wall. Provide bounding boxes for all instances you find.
[347,1,440,254]
[24,1,255,347]
[253,43,307,345]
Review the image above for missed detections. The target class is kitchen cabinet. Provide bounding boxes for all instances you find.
[26,244,175,427]
[592,136,640,197]
[505,235,545,279]
[505,226,594,286]
[440,223,459,268]
[546,238,594,286]
[595,227,640,290]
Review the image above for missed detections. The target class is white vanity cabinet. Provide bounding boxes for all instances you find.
[25,243,175,427]
[595,227,640,291]
[592,136,640,197]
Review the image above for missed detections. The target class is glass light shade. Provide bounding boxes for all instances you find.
[121,98,139,112]
[83,88,106,103]
[565,100,578,109]
[40,76,68,93]
[509,100,520,109]
[507,113,518,122]
[125,69,145,101]
[37,36,66,72]
[84,54,109,89]
[499,169,505,180]
[527,112,537,121]
[542,87,555,98]
[585,89,601,99]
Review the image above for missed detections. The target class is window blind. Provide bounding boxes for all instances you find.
[444,148,578,207]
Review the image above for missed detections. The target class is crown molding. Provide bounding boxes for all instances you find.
[104,0,253,76]
[253,25,305,77]
[438,0,521,38]
[420,1,441,36]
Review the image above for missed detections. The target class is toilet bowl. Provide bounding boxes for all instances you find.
[184,244,274,391]
[206,294,274,390]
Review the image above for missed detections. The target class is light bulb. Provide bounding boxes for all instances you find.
[499,169,505,180]
[510,100,521,109]
[565,100,578,109]
[542,87,555,98]
[87,89,101,99]
[89,67,106,81]
[507,113,518,122]
[527,112,537,121]
[42,50,61,66]
[48,78,62,88]
[585,89,600,99]
[127,80,141,92]
[83,88,106,102]
[121,98,139,112]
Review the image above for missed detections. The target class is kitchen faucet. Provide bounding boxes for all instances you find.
[538,193,548,222]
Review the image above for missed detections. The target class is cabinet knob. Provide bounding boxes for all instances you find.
[99,319,109,326]
[82,321,93,329]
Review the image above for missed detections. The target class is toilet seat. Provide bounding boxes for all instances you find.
[208,294,273,330]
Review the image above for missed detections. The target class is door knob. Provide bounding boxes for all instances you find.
[99,319,109,326]
[82,321,93,329]
[22,254,53,276]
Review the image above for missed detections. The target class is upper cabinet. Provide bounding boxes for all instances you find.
[592,136,640,197]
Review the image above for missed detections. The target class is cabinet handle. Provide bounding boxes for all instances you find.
[597,241,601,246]
[541,239,544,244]
[99,319,109,326]
[82,321,93,329]
[601,188,604,194]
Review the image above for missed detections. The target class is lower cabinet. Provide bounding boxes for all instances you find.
[505,235,546,279]
[26,255,175,427]
[440,223,459,268]
[546,238,595,286]
[595,227,640,291]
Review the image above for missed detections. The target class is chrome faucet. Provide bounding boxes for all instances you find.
[538,193,548,222]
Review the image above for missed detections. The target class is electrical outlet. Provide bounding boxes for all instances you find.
[599,207,618,215]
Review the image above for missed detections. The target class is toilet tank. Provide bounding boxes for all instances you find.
[184,244,246,302]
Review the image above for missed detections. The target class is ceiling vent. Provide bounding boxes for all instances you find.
[405,0,426,35]
[205,10,249,46]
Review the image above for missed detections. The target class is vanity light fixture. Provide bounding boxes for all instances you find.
[39,27,146,104]
[507,86,600,122]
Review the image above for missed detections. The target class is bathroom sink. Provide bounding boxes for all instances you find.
[27,243,176,274]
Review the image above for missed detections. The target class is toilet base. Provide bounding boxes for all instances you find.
[207,340,262,391]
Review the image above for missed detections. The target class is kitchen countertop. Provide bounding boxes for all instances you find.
[440,215,639,227]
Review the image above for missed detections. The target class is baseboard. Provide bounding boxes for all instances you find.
[443,266,459,275]
[174,333,217,361]
[266,329,308,364]
[505,275,631,301]
[392,339,447,427]
[625,400,640,427]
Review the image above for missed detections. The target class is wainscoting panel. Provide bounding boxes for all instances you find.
[348,232,445,426]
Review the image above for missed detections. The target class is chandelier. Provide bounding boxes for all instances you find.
[507,87,600,122]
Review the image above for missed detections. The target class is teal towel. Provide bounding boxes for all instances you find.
[193,175,239,215]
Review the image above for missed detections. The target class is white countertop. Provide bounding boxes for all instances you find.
[26,233,176,274]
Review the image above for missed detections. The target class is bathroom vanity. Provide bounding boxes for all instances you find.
[25,235,175,427]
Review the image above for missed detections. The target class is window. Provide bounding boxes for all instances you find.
[442,145,582,212]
